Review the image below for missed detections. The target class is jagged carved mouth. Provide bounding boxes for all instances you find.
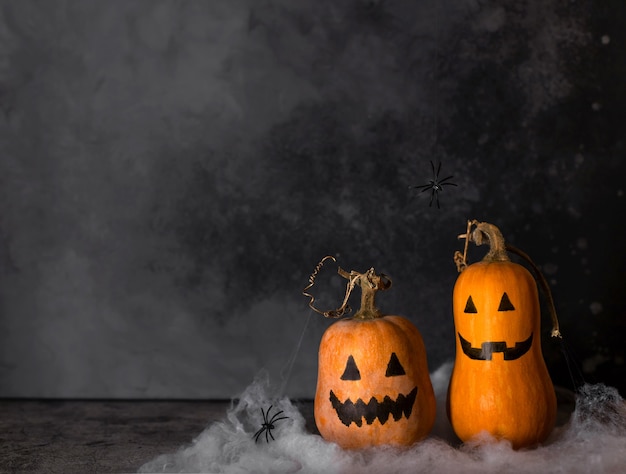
[329,387,418,427]
[459,332,533,361]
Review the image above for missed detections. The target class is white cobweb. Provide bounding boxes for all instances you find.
[139,364,626,474]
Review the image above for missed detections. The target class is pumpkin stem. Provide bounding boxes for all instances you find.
[331,267,391,320]
[302,257,391,319]
[455,220,509,270]
[469,220,510,263]
[348,268,392,320]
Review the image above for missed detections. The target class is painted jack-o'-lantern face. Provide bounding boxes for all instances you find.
[314,315,436,449]
[458,290,533,361]
[447,221,557,449]
[453,261,540,363]
[329,351,418,427]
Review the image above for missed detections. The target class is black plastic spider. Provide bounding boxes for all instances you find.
[410,160,458,209]
[253,405,289,443]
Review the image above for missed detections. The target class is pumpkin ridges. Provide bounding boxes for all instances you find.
[448,220,558,449]
[308,262,436,449]
[448,356,556,447]
[319,318,394,395]
[315,314,437,448]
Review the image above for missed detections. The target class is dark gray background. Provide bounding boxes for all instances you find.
[0,0,624,399]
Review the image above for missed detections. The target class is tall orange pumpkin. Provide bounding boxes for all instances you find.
[311,265,436,449]
[447,221,559,449]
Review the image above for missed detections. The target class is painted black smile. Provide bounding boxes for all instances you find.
[329,387,418,427]
[459,332,533,361]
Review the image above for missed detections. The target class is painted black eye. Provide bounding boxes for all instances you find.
[498,292,515,311]
[464,295,478,313]
[340,355,361,380]
[385,352,406,377]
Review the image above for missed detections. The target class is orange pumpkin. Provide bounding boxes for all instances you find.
[313,267,436,449]
[447,221,558,449]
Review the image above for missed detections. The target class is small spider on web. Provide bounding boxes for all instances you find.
[409,160,458,209]
[253,405,289,443]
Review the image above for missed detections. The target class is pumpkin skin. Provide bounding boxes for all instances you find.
[447,224,557,449]
[315,308,436,449]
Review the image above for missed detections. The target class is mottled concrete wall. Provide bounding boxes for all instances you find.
[0,0,623,398]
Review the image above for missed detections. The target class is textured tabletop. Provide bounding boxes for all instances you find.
[0,399,312,473]
[1,395,580,473]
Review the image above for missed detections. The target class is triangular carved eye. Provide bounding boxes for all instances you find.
[464,295,478,313]
[340,355,361,380]
[498,292,515,311]
[385,352,406,377]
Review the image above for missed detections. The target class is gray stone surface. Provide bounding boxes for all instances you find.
[0,400,236,473]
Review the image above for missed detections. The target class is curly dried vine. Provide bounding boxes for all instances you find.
[303,257,392,319]
[302,256,350,318]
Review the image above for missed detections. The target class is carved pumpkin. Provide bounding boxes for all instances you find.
[447,221,558,449]
[313,267,436,449]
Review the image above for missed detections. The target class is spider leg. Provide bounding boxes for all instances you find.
[411,183,432,191]
[253,427,265,443]
[268,429,275,442]
[438,175,456,184]
[436,161,442,179]
[268,411,287,424]
[436,191,441,209]
[429,188,435,207]
[267,410,284,423]
[414,180,437,193]
[440,182,458,187]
